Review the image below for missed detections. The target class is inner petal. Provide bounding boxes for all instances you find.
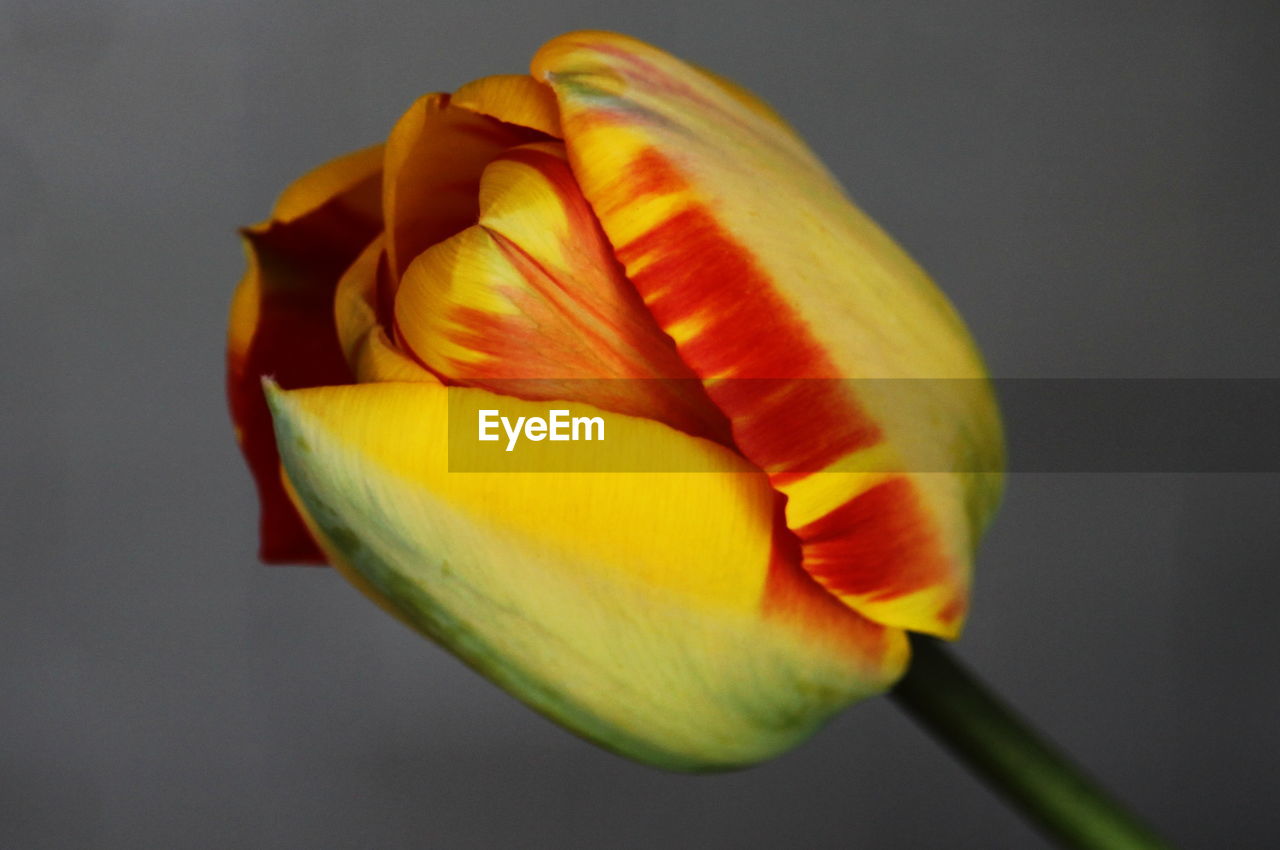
[333,235,439,384]
[452,73,563,138]
[394,142,731,445]
[381,93,546,282]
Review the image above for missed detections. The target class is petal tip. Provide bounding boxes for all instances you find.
[531,29,645,80]
[451,74,563,137]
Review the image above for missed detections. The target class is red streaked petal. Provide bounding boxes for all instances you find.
[394,142,731,443]
[533,31,1003,637]
[228,147,383,564]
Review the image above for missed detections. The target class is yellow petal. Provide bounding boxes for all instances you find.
[452,73,563,137]
[267,379,906,769]
[532,31,1004,638]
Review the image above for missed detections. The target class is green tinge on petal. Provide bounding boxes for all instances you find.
[266,380,902,770]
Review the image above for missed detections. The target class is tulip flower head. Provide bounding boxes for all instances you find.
[228,31,1003,770]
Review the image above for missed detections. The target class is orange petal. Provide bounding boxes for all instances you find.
[271,145,384,224]
[533,32,1004,637]
[394,141,731,444]
[381,93,543,281]
[452,73,563,137]
[228,146,383,563]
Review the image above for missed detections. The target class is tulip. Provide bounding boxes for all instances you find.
[228,30,1003,771]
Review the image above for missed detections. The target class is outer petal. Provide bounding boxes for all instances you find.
[532,32,1004,637]
[228,146,383,563]
[267,380,907,769]
[394,141,731,443]
[272,146,384,224]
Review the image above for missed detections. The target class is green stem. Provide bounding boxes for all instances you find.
[890,635,1171,849]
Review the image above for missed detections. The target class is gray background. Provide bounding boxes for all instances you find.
[3,1,1278,847]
